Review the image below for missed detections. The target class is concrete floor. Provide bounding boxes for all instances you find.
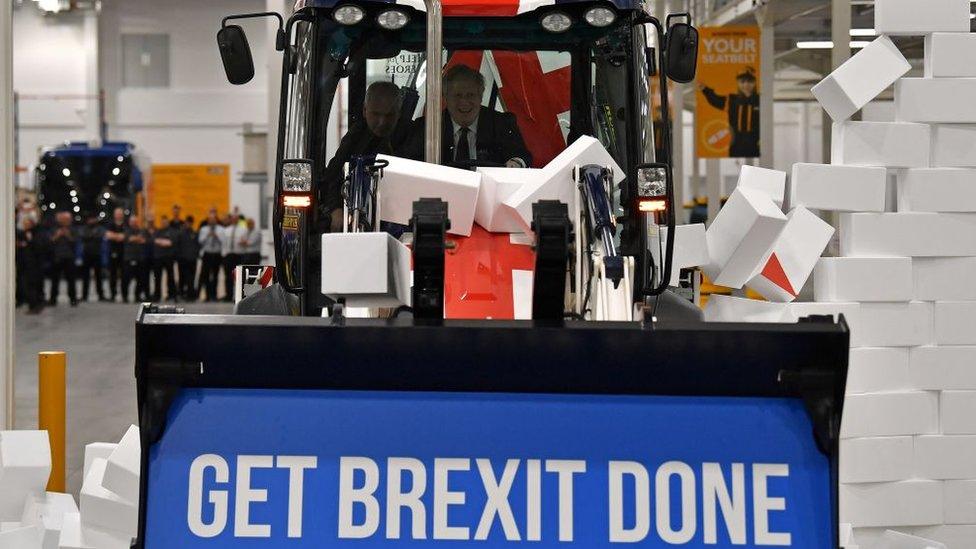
[14,300,231,494]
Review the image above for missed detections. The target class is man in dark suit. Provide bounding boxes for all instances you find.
[321,81,402,232]
[402,64,532,169]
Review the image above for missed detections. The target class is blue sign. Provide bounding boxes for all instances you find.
[145,389,831,547]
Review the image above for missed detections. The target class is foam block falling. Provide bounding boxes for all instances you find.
[703,187,787,289]
[812,36,911,121]
[660,224,709,287]
[376,154,481,236]
[101,425,140,505]
[736,165,786,208]
[474,168,539,233]
[79,459,137,538]
[747,206,834,303]
[0,431,52,521]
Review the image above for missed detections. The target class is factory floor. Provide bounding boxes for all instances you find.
[14,300,231,495]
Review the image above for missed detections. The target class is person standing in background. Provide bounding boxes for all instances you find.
[239,217,262,265]
[198,210,224,302]
[122,216,150,303]
[221,211,242,302]
[15,216,45,313]
[48,211,79,307]
[79,215,106,302]
[103,208,127,302]
[177,215,199,301]
[151,215,178,301]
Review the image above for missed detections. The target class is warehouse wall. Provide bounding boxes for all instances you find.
[13,0,271,221]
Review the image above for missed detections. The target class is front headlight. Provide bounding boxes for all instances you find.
[282,160,312,192]
[376,9,409,30]
[540,12,572,33]
[584,6,616,27]
[333,4,365,25]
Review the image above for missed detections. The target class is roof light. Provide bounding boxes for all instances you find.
[117,156,125,162]
[73,206,80,212]
[541,12,572,33]
[62,168,70,177]
[283,195,312,208]
[104,193,111,199]
[49,203,56,209]
[376,9,409,30]
[333,4,365,25]
[584,6,616,27]
[112,167,121,176]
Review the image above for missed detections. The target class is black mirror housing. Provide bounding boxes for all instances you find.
[217,25,256,85]
[665,23,699,84]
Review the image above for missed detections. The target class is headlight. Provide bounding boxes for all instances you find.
[333,4,365,25]
[282,160,312,192]
[376,9,409,30]
[540,12,572,33]
[637,166,667,198]
[584,6,616,27]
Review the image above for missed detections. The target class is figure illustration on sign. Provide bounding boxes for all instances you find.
[698,66,760,158]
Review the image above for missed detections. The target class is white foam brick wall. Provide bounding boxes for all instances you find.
[815,3,976,546]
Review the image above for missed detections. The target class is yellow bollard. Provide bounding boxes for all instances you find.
[38,351,66,493]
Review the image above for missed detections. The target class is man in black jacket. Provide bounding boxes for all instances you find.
[402,64,532,169]
[151,215,178,301]
[15,217,45,313]
[48,211,79,307]
[321,81,402,232]
[79,215,106,302]
[177,215,199,301]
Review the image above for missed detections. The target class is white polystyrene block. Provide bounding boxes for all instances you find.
[847,348,911,394]
[896,79,976,123]
[0,524,43,549]
[702,187,787,289]
[925,33,976,78]
[747,206,834,302]
[911,346,976,390]
[77,524,128,549]
[839,481,943,527]
[884,170,898,213]
[56,513,91,549]
[840,391,938,438]
[702,295,791,323]
[840,436,913,483]
[941,391,976,435]
[812,36,911,122]
[814,257,913,302]
[875,0,970,35]
[914,258,976,301]
[912,525,976,549]
[831,121,931,168]
[501,135,624,235]
[856,302,933,348]
[840,213,976,257]
[102,425,139,505]
[787,301,863,345]
[376,154,481,236]
[321,232,411,308]
[883,530,948,549]
[934,301,976,345]
[929,125,976,168]
[852,528,891,549]
[474,167,538,233]
[661,224,708,287]
[897,168,976,213]
[736,165,786,207]
[82,444,114,486]
[0,524,17,533]
[79,459,136,538]
[790,163,887,212]
[21,492,78,549]
[0,431,52,521]
[914,435,976,480]
[944,480,976,524]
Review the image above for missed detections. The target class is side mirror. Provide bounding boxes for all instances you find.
[217,25,255,85]
[665,23,699,84]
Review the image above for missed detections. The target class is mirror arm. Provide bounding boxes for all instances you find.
[222,12,287,51]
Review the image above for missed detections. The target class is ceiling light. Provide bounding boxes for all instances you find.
[796,40,871,49]
[849,29,876,37]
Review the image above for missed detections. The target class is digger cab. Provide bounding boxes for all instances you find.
[218,0,696,317]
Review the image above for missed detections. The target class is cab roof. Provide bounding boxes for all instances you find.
[295,0,640,16]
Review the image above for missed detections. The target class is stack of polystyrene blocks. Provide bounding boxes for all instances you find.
[809,2,976,546]
[77,425,140,548]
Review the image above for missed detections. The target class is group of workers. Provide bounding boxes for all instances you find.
[321,65,532,230]
[14,202,262,313]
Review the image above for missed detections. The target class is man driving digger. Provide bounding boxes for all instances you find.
[322,81,402,232]
[403,64,532,168]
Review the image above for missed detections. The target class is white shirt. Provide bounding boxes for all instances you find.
[198,223,223,255]
[242,228,262,254]
[452,117,478,162]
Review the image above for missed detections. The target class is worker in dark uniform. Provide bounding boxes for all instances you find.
[177,215,199,301]
[104,207,127,301]
[197,210,224,302]
[15,217,45,313]
[151,215,178,301]
[48,211,80,307]
[122,216,150,303]
[403,64,532,168]
[699,67,760,158]
[79,215,106,302]
[321,81,402,232]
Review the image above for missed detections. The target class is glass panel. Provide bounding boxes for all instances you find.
[284,21,314,160]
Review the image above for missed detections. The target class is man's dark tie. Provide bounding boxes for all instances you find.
[455,127,471,162]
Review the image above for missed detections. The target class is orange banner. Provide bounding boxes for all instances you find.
[149,164,230,226]
[695,26,761,159]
